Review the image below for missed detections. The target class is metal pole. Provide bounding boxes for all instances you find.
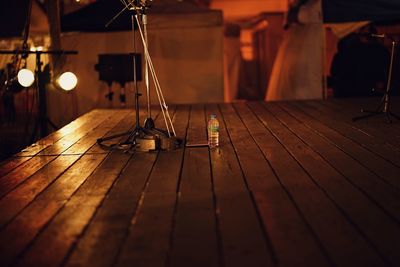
[36,52,47,138]
[383,40,395,113]
[132,14,140,128]
[143,12,151,119]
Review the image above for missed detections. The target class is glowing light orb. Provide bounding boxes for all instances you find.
[17,69,35,87]
[58,72,77,91]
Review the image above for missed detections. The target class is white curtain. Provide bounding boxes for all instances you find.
[266,0,324,101]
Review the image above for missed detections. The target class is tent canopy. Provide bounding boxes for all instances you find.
[61,0,220,32]
[2,0,400,37]
[322,0,400,23]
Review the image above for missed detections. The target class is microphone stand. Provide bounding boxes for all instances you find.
[97,0,179,151]
[96,14,156,151]
[352,34,400,123]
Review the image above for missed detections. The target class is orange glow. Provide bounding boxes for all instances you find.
[240,20,269,61]
[211,0,287,19]
[240,30,254,60]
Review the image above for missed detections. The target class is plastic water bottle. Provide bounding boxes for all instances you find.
[208,114,219,148]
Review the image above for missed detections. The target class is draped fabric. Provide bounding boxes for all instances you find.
[322,0,400,23]
[326,21,370,39]
[265,0,324,101]
[265,0,400,101]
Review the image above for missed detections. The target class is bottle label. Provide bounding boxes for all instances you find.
[208,117,219,148]
[209,125,219,132]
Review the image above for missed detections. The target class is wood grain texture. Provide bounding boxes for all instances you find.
[302,101,400,163]
[115,106,188,267]
[16,109,107,157]
[252,104,383,266]
[62,110,130,155]
[13,152,127,267]
[0,155,80,228]
[63,152,157,267]
[276,102,400,219]
[206,104,275,267]
[0,155,56,198]
[291,101,400,189]
[169,105,220,267]
[319,98,400,147]
[0,99,398,267]
[0,156,33,177]
[0,153,107,267]
[227,103,331,267]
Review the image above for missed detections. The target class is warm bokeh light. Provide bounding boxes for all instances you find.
[17,68,35,87]
[57,72,78,91]
[30,46,43,52]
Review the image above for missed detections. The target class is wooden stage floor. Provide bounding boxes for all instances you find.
[1,98,400,267]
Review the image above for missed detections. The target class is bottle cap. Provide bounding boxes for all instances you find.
[210,114,217,119]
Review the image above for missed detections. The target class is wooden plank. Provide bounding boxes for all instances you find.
[0,110,126,201]
[0,155,56,198]
[85,109,139,154]
[115,106,189,267]
[178,106,209,195]
[12,151,130,266]
[145,106,189,194]
[205,104,275,267]
[321,98,400,145]
[0,111,132,231]
[0,153,107,267]
[0,156,33,177]
[223,103,331,267]
[294,100,400,163]
[63,152,157,267]
[253,101,399,265]
[0,154,80,228]
[62,110,130,155]
[16,108,167,267]
[308,100,400,152]
[270,102,400,223]
[36,110,116,156]
[185,104,208,146]
[241,102,388,266]
[116,192,176,267]
[169,105,220,267]
[291,101,400,187]
[170,189,219,267]
[322,97,400,134]
[303,97,400,152]
[2,101,398,267]
[16,109,107,157]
